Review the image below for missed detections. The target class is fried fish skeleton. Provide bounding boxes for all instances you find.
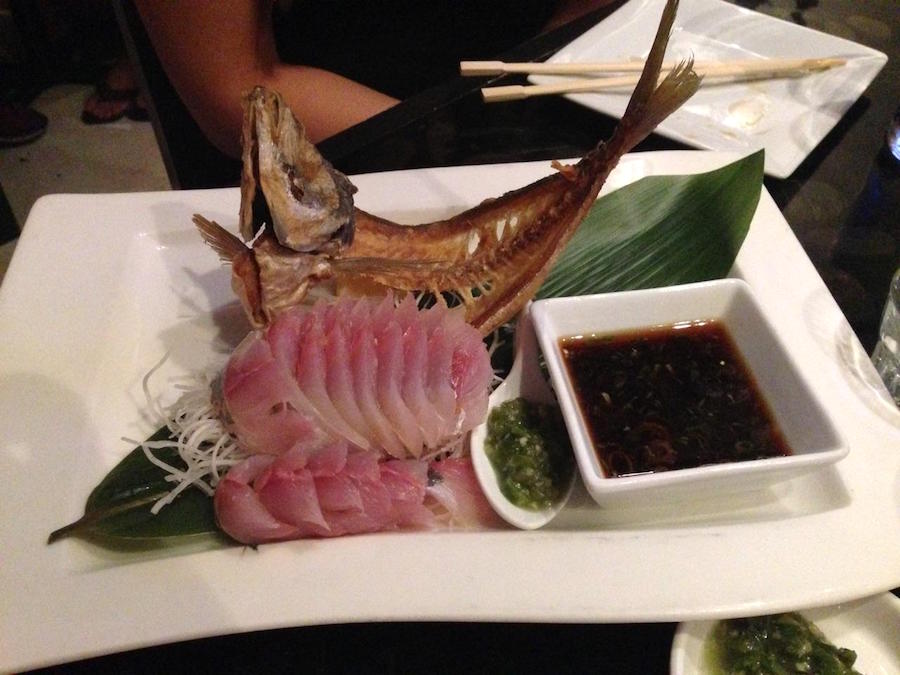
[195,0,699,335]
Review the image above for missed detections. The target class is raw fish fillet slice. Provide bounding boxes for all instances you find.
[347,295,377,333]
[214,443,499,544]
[399,318,443,448]
[349,322,406,457]
[426,457,500,526]
[221,295,492,458]
[323,318,372,441]
[342,445,381,481]
[401,302,488,449]
[327,472,395,535]
[449,332,492,430]
[425,314,480,438]
[424,322,460,438]
[375,319,425,454]
[412,302,474,438]
[366,294,397,334]
[305,440,347,475]
[415,302,448,333]
[316,473,364,512]
[379,458,428,503]
[295,317,371,448]
[222,335,329,455]
[214,455,300,543]
[256,463,328,532]
[270,310,371,445]
[392,293,420,329]
[266,305,314,369]
[378,460,435,528]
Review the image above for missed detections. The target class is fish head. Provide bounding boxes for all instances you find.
[239,86,356,254]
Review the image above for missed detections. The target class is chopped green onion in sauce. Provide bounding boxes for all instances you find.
[559,320,791,477]
[706,613,861,675]
[484,398,574,510]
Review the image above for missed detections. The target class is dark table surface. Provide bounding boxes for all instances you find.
[39,1,898,673]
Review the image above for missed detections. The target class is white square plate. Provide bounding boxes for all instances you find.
[532,0,887,177]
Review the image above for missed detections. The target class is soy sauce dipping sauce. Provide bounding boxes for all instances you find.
[559,320,792,477]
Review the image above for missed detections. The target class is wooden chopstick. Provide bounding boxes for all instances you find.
[462,57,845,77]
[476,57,846,103]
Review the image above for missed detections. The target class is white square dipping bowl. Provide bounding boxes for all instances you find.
[530,279,848,507]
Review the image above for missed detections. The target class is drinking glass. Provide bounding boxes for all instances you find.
[871,267,900,406]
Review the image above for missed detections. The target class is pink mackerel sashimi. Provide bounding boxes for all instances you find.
[214,442,500,544]
[220,295,494,459]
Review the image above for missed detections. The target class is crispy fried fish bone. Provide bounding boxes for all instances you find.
[196,0,699,334]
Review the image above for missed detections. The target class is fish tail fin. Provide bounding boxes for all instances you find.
[603,0,701,159]
[193,214,248,265]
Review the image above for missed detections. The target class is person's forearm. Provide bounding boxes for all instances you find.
[543,0,620,31]
[257,65,398,148]
[134,1,397,158]
[176,62,398,157]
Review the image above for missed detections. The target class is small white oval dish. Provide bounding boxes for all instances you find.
[670,592,900,675]
[469,305,576,529]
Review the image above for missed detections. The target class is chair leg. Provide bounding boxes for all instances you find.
[0,181,19,244]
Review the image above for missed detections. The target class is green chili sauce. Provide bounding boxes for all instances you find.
[705,613,861,675]
[484,398,575,510]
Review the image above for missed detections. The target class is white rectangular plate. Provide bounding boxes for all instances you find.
[532,0,887,177]
[1,151,899,672]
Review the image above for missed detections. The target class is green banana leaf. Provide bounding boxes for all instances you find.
[48,427,228,550]
[48,150,764,551]
[538,150,763,298]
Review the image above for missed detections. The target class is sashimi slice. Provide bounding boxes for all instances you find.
[349,323,406,457]
[374,319,424,454]
[214,455,299,543]
[295,317,371,448]
[315,474,364,512]
[424,321,462,437]
[323,318,372,442]
[266,306,314,370]
[221,334,326,455]
[221,295,493,460]
[214,446,498,544]
[399,319,443,448]
[426,457,502,528]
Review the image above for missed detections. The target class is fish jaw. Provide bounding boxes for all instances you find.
[194,214,333,329]
[239,86,356,254]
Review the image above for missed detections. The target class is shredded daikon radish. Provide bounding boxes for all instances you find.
[132,357,247,514]
[486,325,507,391]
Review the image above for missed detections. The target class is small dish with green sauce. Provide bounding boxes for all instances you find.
[670,593,900,675]
[484,398,574,512]
[705,613,861,675]
[469,305,576,529]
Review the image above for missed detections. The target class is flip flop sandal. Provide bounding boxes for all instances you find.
[125,99,150,122]
[0,105,48,145]
[81,81,139,125]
